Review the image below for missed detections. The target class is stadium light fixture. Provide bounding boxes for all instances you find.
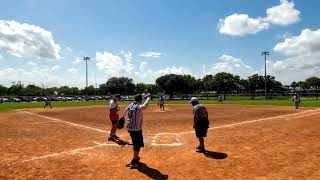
[261,51,269,100]
[83,57,91,90]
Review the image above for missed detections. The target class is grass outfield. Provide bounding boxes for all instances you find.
[0,98,319,111]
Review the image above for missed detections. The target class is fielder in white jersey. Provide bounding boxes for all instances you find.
[292,94,301,109]
[122,93,151,168]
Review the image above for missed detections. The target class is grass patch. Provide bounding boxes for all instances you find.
[0,98,319,112]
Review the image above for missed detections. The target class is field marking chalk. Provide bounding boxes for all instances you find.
[21,111,107,133]
[167,109,320,136]
[151,133,183,147]
[21,142,118,163]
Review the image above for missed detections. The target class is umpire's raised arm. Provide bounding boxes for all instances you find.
[139,95,151,110]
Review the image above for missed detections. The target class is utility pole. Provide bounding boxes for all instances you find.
[261,51,269,100]
[83,57,90,89]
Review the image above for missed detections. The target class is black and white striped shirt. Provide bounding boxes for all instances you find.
[124,97,151,131]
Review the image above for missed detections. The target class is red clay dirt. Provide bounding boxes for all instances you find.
[0,104,319,179]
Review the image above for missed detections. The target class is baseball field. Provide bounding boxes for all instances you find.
[1,103,320,179]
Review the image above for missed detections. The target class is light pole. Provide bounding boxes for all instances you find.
[83,57,90,89]
[261,51,269,100]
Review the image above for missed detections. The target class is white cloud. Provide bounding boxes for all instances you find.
[264,53,320,84]
[0,20,61,59]
[218,0,300,36]
[27,61,37,66]
[67,68,78,74]
[72,57,82,64]
[269,28,320,83]
[206,54,254,78]
[0,67,82,87]
[265,0,300,25]
[153,66,191,77]
[140,51,164,58]
[0,54,2,59]
[65,46,72,53]
[218,14,269,36]
[95,51,134,78]
[139,61,149,72]
[274,28,320,56]
[51,65,61,71]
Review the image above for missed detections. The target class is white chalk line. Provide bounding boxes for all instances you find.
[151,109,320,146]
[21,111,107,133]
[18,109,320,148]
[151,133,183,146]
[21,142,118,163]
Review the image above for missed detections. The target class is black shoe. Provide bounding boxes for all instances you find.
[130,163,139,169]
[129,158,140,169]
[196,146,206,153]
[112,135,119,139]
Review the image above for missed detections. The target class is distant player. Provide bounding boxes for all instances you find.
[43,97,52,109]
[123,93,151,168]
[158,95,165,111]
[190,97,209,153]
[218,95,223,104]
[292,94,301,109]
[108,94,121,141]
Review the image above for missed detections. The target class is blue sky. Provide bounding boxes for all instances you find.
[1,0,320,88]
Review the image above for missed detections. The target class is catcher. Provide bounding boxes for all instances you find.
[108,94,122,141]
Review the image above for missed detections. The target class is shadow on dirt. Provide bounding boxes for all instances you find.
[137,162,168,180]
[109,138,132,147]
[204,151,228,160]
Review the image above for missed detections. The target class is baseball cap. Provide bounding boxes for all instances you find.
[189,97,198,103]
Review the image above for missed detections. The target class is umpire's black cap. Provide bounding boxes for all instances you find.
[135,94,143,103]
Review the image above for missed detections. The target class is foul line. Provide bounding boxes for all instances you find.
[21,142,118,163]
[18,109,320,147]
[21,111,107,133]
[151,109,320,146]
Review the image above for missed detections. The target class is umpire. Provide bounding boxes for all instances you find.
[190,97,209,153]
[122,93,151,168]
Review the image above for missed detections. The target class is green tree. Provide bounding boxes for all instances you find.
[297,81,306,92]
[22,85,42,96]
[7,81,24,96]
[306,76,320,100]
[135,83,148,94]
[156,74,197,99]
[246,74,264,99]
[0,85,8,95]
[212,72,239,99]
[291,81,298,92]
[83,85,95,95]
[105,77,135,95]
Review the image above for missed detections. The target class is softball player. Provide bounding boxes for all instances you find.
[158,95,165,111]
[108,94,121,141]
[190,97,209,153]
[43,97,52,109]
[292,94,301,109]
[123,93,151,168]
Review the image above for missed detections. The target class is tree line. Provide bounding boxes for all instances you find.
[1,73,319,99]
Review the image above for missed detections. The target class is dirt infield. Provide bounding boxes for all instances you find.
[1,104,320,179]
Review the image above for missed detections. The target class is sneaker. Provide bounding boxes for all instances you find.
[130,162,139,169]
[129,158,140,169]
[112,135,119,139]
[196,146,206,153]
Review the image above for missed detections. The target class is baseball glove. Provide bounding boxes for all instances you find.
[117,117,125,129]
